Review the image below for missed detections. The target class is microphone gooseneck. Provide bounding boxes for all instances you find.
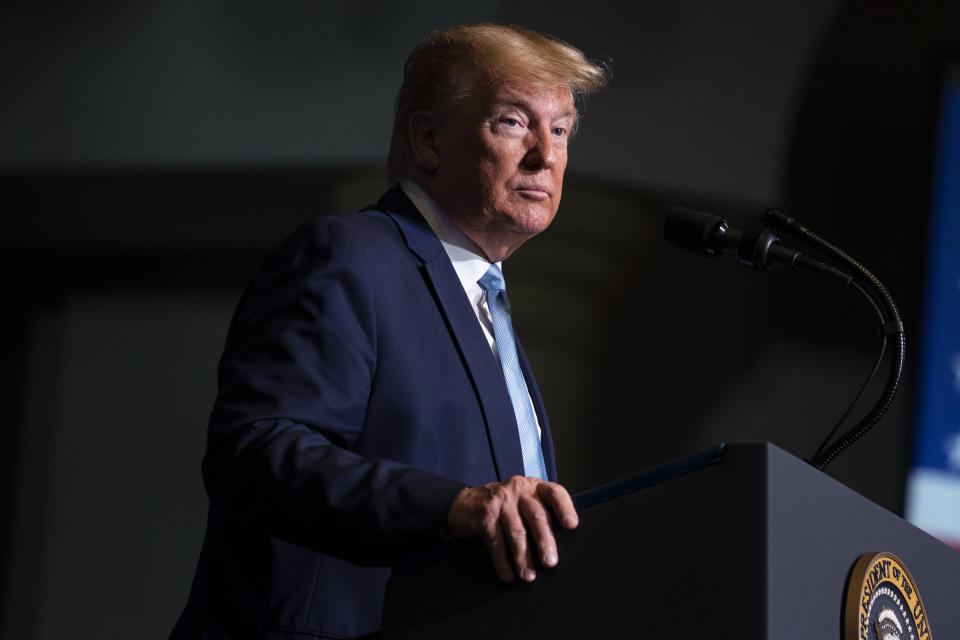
[664,206,905,471]
[762,209,905,470]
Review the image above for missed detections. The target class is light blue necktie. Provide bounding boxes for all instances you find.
[478,264,548,481]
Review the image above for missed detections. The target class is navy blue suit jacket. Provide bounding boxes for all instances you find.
[171,187,556,639]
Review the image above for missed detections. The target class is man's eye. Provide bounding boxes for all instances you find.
[501,117,520,127]
[552,127,567,136]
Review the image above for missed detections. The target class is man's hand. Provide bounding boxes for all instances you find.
[445,476,578,583]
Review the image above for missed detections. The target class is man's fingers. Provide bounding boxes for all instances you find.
[518,494,558,568]
[482,518,515,583]
[537,481,579,530]
[500,498,536,582]
[447,478,577,582]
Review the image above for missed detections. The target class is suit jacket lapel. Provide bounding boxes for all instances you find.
[376,188,526,481]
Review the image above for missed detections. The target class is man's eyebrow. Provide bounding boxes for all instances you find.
[493,95,578,120]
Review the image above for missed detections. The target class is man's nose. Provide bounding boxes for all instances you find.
[522,129,556,170]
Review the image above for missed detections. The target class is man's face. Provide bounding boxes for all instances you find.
[428,82,577,261]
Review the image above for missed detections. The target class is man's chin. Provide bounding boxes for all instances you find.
[508,206,557,236]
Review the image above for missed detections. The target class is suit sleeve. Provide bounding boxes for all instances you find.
[201,216,466,566]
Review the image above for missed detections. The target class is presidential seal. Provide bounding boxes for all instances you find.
[845,552,933,640]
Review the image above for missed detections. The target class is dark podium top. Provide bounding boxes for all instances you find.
[380,442,960,639]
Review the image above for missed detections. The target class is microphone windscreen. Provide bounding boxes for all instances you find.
[664,207,726,256]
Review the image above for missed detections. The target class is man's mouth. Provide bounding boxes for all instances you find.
[516,186,549,199]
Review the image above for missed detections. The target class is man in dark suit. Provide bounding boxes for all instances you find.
[171,24,609,639]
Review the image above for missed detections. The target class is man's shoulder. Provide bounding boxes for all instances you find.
[291,187,417,242]
[283,187,439,265]
[273,202,393,259]
[297,206,392,240]
[228,202,414,334]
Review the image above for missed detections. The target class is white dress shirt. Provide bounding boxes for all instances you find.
[400,178,542,437]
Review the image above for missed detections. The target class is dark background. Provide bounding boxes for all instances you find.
[2,1,958,637]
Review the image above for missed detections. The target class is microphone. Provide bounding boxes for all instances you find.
[664,207,852,284]
[664,205,907,470]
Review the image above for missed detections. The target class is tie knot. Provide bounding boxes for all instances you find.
[478,264,505,295]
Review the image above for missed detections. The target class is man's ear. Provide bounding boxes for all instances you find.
[408,112,441,173]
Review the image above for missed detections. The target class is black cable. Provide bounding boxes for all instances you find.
[763,210,906,470]
[810,330,887,463]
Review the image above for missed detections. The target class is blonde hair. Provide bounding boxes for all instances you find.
[386,23,610,181]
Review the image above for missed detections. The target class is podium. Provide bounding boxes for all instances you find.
[380,442,960,639]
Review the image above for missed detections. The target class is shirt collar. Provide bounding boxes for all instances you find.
[399,177,501,293]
